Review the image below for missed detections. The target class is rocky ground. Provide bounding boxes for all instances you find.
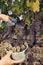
[0,21,43,65]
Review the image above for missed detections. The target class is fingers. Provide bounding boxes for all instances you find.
[11,59,23,64]
[10,22,15,26]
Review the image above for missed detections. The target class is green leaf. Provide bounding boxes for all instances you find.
[0,23,8,33]
[25,15,30,26]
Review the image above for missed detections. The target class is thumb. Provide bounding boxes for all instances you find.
[6,50,12,57]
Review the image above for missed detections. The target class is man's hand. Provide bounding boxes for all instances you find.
[0,51,21,65]
[0,14,15,26]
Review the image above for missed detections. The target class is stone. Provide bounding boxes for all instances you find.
[20,45,25,51]
[16,46,20,52]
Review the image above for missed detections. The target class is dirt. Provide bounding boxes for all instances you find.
[0,21,43,65]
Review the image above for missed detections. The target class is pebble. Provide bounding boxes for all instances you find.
[13,47,16,52]
[20,45,25,51]
[16,46,20,52]
[33,61,41,65]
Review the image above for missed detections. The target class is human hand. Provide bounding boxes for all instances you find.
[0,14,15,26]
[0,51,21,65]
